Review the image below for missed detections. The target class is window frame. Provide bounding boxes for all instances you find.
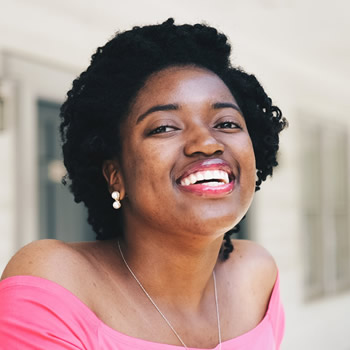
[1,52,77,248]
[301,116,350,300]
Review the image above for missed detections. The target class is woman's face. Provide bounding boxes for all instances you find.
[116,66,256,237]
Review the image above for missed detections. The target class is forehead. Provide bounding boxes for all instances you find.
[128,66,237,118]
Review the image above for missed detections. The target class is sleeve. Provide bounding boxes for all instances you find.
[0,276,99,350]
[268,274,285,350]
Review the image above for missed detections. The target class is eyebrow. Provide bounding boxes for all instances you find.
[136,101,242,124]
[212,102,242,114]
[136,104,179,124]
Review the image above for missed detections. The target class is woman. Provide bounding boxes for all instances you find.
[0,19,287,349]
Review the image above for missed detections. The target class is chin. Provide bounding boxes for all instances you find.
[185,212,245,238]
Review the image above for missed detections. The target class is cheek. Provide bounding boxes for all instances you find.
[244,147,257,202]
[235,137,256,190]
[245,143,257,179]
[121,142,173,196]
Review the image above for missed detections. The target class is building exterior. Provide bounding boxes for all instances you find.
[0,1,349,348]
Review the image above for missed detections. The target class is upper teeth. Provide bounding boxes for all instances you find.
[180,170,230,186]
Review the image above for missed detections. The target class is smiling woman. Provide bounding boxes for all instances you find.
[0,19,287,349]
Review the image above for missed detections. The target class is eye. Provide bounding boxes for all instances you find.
[215,121,242,130]
[149,125,178,135]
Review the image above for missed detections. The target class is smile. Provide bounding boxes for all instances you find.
[176,159,235,197]
[180,170,230,186]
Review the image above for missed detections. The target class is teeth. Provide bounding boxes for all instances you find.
[196,173,205,181]
[223,172,229,184]
[204,181,222,187]
[189,174,197,185]
[204,171,212,180]
[213,170,221,179]
[180,169,231,186]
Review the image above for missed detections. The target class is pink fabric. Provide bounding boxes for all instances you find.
[0,273,284,349]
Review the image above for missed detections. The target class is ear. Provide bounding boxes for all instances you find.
[102,160,126,200]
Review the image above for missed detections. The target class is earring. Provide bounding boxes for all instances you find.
[111,191,121,209]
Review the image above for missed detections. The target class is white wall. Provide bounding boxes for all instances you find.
[0,1,349,349]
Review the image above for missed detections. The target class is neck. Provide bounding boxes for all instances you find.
[118,225,224,311]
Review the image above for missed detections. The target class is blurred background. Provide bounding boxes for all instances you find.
[0,0,349,348]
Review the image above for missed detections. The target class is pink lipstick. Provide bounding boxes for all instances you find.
[176,159,235,197]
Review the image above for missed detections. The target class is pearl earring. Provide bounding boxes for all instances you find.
[111,191,121,209]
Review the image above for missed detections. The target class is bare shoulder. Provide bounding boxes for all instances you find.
[217,240,279,332]
[232,239,277,265]
[0,239,100,301]
[224,239,278,291]
[2,239,71,279]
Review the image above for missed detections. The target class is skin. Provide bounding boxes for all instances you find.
[1,66,277,348]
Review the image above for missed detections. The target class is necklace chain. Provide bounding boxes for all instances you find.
[118,241,222,349]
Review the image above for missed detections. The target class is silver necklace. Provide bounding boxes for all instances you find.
[117,241,222,349]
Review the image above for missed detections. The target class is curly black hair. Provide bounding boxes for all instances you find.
[60,18,287,260]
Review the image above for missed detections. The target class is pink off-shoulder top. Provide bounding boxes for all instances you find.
[0,273,284,349]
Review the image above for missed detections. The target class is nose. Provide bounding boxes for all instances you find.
[183,124,224,157]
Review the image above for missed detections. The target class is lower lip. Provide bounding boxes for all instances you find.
[178,181,234,197]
